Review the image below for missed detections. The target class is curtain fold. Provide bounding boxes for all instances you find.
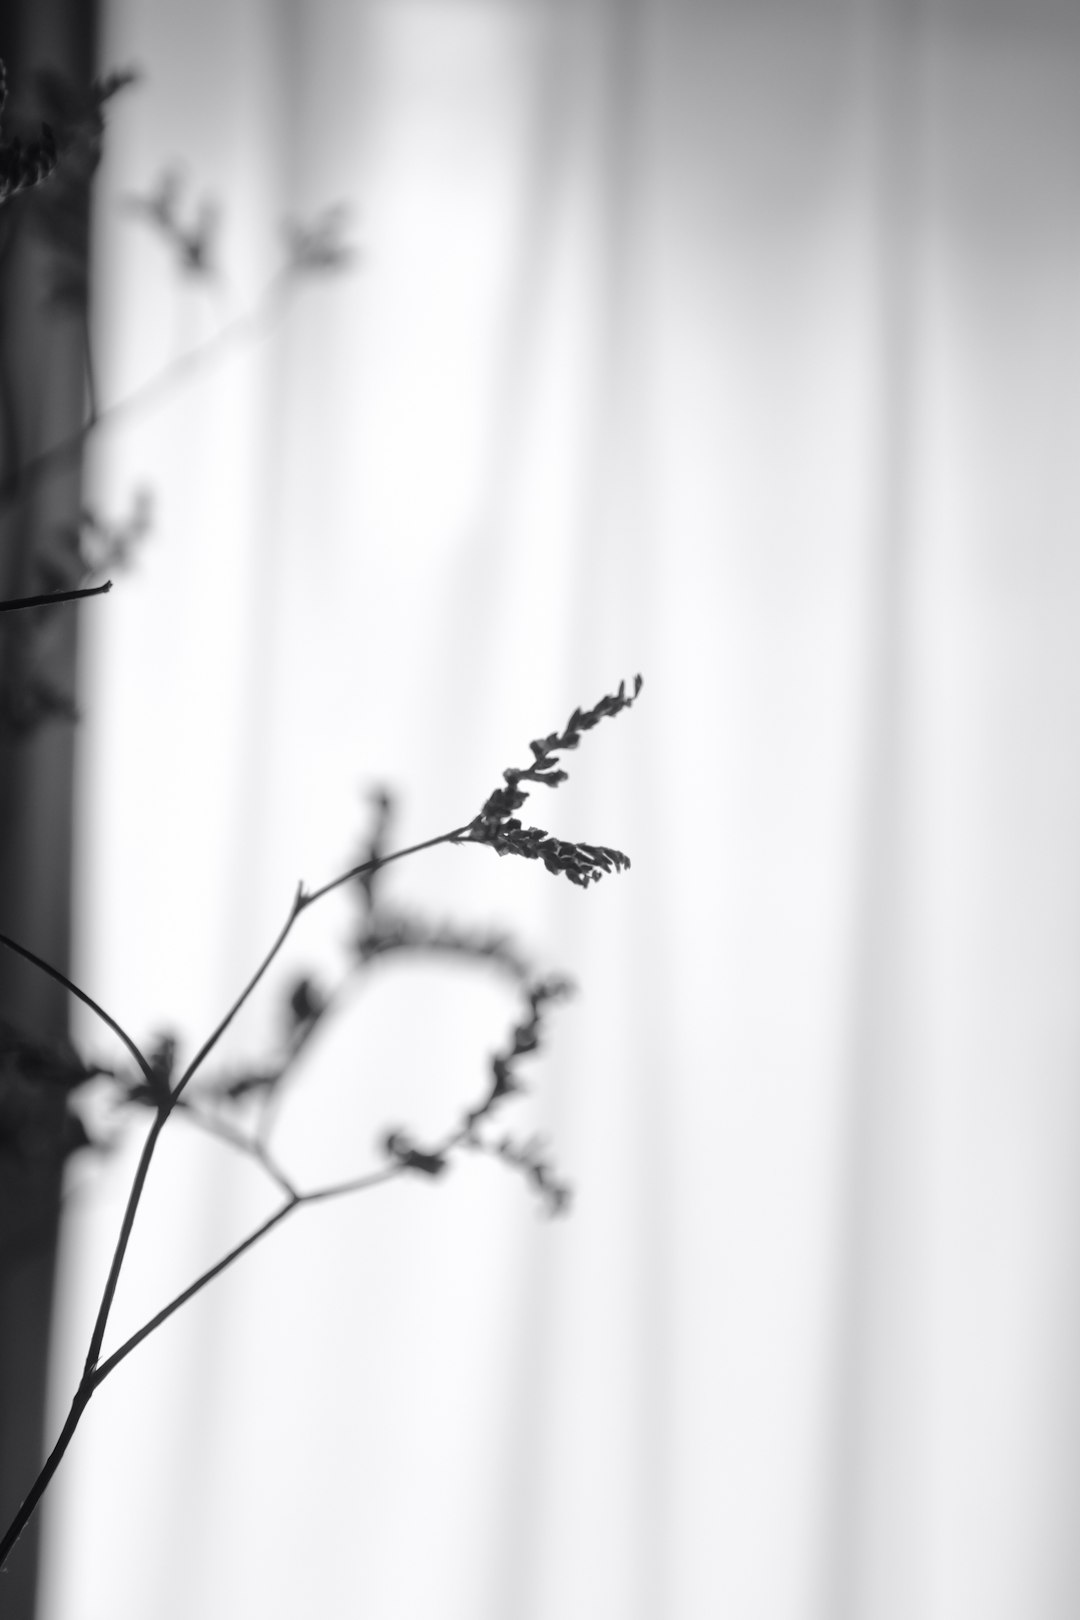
[33,3,1080,1617]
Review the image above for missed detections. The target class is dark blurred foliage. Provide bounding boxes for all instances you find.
[1,660,643,1216]
[0,48,649,1594]
[0,489,150,734]
[19,64,139,307]
[0,56,356,740]
[101,786,578,1217]
[0,59,141,738]
[0,54,638,1220]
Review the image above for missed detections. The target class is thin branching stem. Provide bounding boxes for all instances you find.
[0,927,151,1081]
[0,672,641,1570]
[0,1142,423,1567]
[172,882,307,1103]
[95,1167,394,1381]
[82,311,99,426]
[89,829,467,1367]
[82,1108,169,1375]
[174,828,472,1105]
[0,275,290,511]
[254,975,351,1153]
[94,1133,467,1383]
[92,1197,299,1384]
[0,1381,95,1571]
[172,1102,298,1199]
[0,580,113,613]
[303,826,472,909]
[84,831,458,1380]
[0,999,492,1569]
[298,1163,403,1207]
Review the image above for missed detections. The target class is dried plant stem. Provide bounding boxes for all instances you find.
[173,1103,298,1198]
[0,927,151,1082]
[82,1109,168,1373]
[92,1198,299,1382]
[0,675,640,1570]
[82,313,99,427]
[0,581,113,613]
[0,823,470,1572]
[0,277,289,512]
[0,1383,95,1573]
[174,826,471,1102]
[0,1100,458,1571]
[302,825,473,911]
[95,1124,472,1384]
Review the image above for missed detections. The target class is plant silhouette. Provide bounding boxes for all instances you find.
[0,51,643,1581]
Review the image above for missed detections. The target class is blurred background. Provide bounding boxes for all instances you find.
[3,0,1080,1616]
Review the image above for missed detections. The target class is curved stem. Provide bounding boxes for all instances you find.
[0,928,152,1082]
[173,829,470,1103]
[0,1380,94,1573]
[82,308,99,426]
[83,1109,169,1375]
[172,883,306,1102]
[0,276,289,512]
[0,580,113,613]
[0,822,471,1566]
[255,976,351,1154]
[92,1198,299,1385]
[173,1100,298,1199]
[302,826,471,909]
[296,1163,400,1206]
[93,1151,431,1385]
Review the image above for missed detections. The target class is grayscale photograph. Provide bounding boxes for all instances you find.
[0,2,1075,1618]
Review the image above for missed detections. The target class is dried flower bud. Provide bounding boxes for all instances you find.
[287,976,325,1030]
[382,1129,447,1177]
[460,676,641,885]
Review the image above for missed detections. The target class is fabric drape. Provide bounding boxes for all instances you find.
[37,3,1080,1618]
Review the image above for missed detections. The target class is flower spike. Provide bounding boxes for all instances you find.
[458,675,642,886]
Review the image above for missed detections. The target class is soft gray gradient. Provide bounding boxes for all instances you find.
[38,2,1080,1617]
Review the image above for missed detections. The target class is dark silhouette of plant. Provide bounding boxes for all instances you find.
[0,672,643,1570]
[0,50,644,1590]
[0,57,59,206]
[0,58,354,732]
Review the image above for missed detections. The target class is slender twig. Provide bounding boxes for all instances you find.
[0,822,465,1467]
[254,977,349,1153]
[95,1138,460,1382]
[171,1100,298,1199]
[92,1197,299,1384]
[173,828,472,1105]
[0,935,555,1568]
[0,580,113,613]
[0,275,289,511]
[82,311,99,427]
[0,1381,95,1572]
[88,830,469,1372]
[82,1108,170,1374]
[298,1164,403,1206]
[172,881,307,1103]
[0,825,491,1576]
[0,1131,436,1568]
[0,1142,375,1571]
[0,927,151,1081]
[303,825,473,910]
[0,676,641,1570]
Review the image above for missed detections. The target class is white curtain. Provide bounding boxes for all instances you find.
[35,2,1080,1617]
